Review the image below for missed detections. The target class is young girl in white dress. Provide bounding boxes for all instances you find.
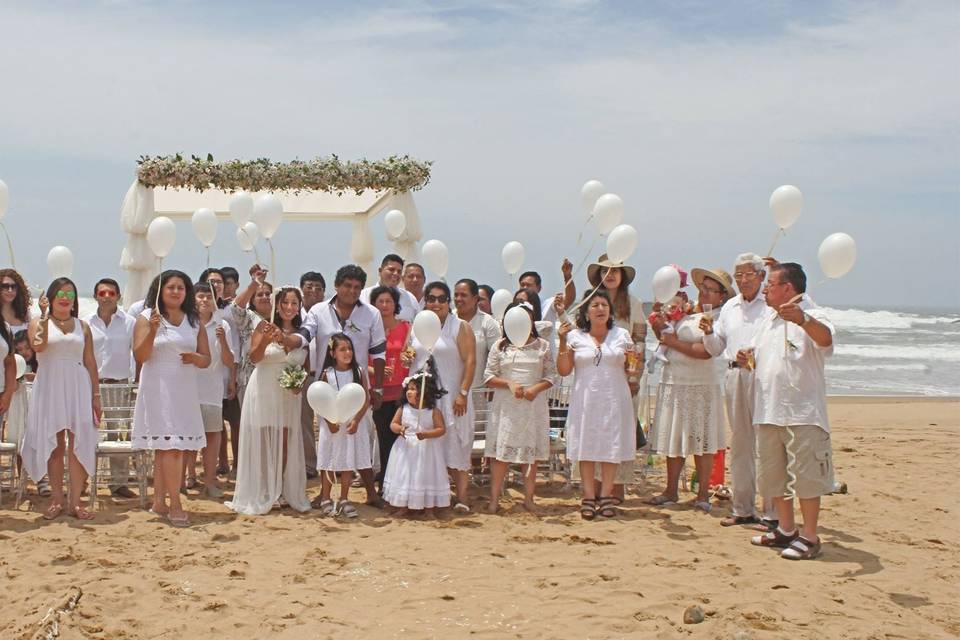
[315,333,373,519]
[22,278,101,521]
[483,301,556,513]
[227,286,311,515]
[382,369,449,516]
[132,271,211,527]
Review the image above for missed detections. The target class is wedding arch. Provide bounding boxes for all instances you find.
[119,154,432,302]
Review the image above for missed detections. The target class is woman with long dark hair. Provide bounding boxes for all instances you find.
[21,278,100,520]
[132,270,211,527]
[0,268,31,334]
[227,286,311,515]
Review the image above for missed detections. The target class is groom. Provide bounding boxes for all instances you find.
[296,264,386,509]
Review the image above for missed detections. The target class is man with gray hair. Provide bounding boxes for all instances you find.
[702,252,777,529]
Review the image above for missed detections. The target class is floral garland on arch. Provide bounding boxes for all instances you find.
[136,154,432,195]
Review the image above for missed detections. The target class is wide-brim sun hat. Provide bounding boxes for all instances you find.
[587,254,636,288]
[691,267,734,295]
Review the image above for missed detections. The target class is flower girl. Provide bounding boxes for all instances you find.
[315,333,373,518]
[382,367,449,516]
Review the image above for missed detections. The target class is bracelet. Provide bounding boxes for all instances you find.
[93,393,101,398]
[558,349,571,356]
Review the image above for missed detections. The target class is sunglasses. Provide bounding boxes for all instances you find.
[96,289,117,298]
[0,283,18,291]
[55,291,77,300]
[425,294,449,303]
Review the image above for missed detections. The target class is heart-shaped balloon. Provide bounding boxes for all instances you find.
[335,382,367,423]
[307,380,337,421]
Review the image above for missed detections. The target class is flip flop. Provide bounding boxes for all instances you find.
[453,502,471,514]
[167,514,191,528]
[646,495,677,506]
[42,503,64,520]
[721,514,761,527]
[70,506,94,521]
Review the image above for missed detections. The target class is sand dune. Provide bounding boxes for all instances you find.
[1,398,958,639]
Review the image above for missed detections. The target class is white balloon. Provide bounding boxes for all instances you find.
[236,222,260,252]
[501,241,525,275]
[335,382,367,424]
[384,209,407,239]
[818,232,857,279]
[606,224,639,264]
[0,179,9,219]
[252,194,283,239]
[191,208,218,248]
[490,288,513,322]
[307,380,337,421]
[594,193,624,235]
[503,306,532,347]
[769,185,803,230]
[651,265,682,304]
[14,354,26,379]
[413,310,442,352]
[46,245,74,278]
[229,191,254,227]
[421,239,449,277]
[146,216,176,258]
[580,180,606,214]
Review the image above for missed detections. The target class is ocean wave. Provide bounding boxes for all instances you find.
[833,343,960,362]
[827,363,932,372]
[822,307,959,330]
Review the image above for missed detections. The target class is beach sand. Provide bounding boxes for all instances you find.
[1,397,958,639]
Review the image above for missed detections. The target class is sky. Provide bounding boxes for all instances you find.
[0,0,957,310]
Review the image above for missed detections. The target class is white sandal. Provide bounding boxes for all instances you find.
[337,500,359,519]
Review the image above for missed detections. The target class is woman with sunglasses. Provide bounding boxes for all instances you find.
[407,281,476,512]
[132,271,211,527]
[556,290,636,520]
[646,269,731,513]
[21,278,102,520]
[0,268,31,335]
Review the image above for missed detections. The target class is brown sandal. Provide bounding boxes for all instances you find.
[751,528,798,548]
[597,497,617,518]
[579,498,597,520]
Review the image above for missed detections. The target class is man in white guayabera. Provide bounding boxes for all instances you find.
[741,262,836,561]
[702,253,778,530]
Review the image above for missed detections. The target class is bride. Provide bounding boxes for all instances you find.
[226,286,311,515]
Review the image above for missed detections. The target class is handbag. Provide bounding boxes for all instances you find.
[636,420,648,450]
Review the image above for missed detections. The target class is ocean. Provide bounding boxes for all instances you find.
[74,299,959,397]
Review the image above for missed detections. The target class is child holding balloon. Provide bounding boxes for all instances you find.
[483,301,556,513]
[381,368,449,516]
[315,333,373,519]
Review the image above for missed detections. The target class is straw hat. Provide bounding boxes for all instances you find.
[587,254,636,288]
[691,267,734,295]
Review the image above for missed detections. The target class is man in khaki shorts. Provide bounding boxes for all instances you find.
[739,262,835,560]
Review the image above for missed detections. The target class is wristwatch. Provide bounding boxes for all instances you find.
[458,389,468,397]
[800,312,810,326]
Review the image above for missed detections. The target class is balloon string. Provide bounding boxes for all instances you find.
[0,222,16,269]
[565,267,611,317]
[206,247,211,269]
[766,228,784,257]
[268,239,277,323]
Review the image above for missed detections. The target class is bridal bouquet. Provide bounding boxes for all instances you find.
[279,365,307,391]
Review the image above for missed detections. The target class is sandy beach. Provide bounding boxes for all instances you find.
[1,397,958,639]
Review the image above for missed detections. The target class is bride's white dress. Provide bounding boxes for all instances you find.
[226,339,311,515]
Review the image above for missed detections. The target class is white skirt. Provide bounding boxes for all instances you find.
[316,412,375,472]
[649,382,725,457]
[382,434,451,509]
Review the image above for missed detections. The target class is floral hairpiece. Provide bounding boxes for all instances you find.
[518,301,534,312]
[402,370,432,387]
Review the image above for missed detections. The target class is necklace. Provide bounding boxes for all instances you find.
[51,315,72,326]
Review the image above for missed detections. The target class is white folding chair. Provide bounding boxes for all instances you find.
[470,387,492,486]
[91,383,148,509]
[0,439,17,505]
[545,382,573,488]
